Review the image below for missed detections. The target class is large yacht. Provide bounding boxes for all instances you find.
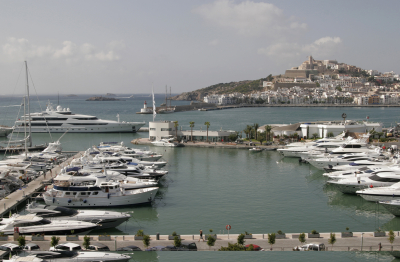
[13,103,145,133]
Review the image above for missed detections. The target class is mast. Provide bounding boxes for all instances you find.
[152,84,156,122]
[165,85,167,109]
[25,61,32,147]
[23,96,27,159]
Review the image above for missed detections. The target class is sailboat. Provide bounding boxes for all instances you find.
[0,62,46,153]
[158,86,175,114]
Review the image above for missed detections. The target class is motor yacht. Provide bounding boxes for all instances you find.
[13,102,145,133]
[43,175,159,207]
[356,182,400,201]
[327,172,400,194]
[151,137,183,147]
[9,251,131,262]
[308,149,387,170]
[0,214,98,235]
[26,201,131,229]
[379,199,400,216]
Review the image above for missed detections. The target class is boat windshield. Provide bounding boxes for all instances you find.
[14,219,52,227]
[41,206,78,217]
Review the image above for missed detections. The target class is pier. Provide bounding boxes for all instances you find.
[0,151,84,217]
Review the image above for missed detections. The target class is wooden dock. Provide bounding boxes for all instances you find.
[0,151,84,217]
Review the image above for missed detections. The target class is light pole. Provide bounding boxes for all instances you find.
[361,233,364,251]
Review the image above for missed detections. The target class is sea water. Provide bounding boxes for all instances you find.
[0,95,399,261]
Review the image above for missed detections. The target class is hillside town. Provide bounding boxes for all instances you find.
[203,56,400,105]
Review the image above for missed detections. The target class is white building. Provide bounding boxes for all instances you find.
[149,121,236,142]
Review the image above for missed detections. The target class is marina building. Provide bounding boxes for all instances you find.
[149,121,236,142]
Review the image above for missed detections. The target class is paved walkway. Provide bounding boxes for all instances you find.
[1,232,399,251]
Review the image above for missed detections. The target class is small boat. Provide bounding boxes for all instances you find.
[151,137,183,147]
[249,147,262,152]
[0,126,13,137]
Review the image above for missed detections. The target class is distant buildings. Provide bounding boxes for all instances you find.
[202,56,400,106]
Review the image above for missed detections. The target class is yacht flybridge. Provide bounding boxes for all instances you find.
[13,102,145,133]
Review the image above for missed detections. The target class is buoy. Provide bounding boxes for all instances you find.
[370,185,373,188]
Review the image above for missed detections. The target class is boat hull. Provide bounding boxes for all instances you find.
[14,123,145,133]
[44,187,159,207]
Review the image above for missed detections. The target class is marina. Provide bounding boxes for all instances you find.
[1,95,400,261]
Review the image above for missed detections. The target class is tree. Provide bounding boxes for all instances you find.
[143,235,151,248]
[389,230,395,246]
[244,125,253,139]
[268,233,276,250]
[312,133,318,139]
[327,132,334,138]
[335,86,342,92]
[237,233,245,245]
[174,121,179,139]
[18,236,26,247]
[189,121,195,142]
[328,233,336,250]
[265,125,272,142]
[83,235,90,250]
[204,122,210,143]
[229,133,238,142]
[253,123,259,141]
[298,233,306,245]
[174,235,181,247]
[315,82,320,87]
[207,235,216,249]
[51,236,60,248]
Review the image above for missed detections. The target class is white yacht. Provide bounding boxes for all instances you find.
[43,175,159,207]
[327,172,400,194]
[13,102,145,133]
[7,251,131,262]
[379,199,400,216]
[0,214,98,235]
[356,182,400,201]
[151,137,183,147]
[0,126,13,137]
[26,201,131,229]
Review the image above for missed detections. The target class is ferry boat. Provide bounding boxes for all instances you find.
[13,102,145,133]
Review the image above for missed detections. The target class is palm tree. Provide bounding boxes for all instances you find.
[253,123,259,141]
[245,125,253,139]
[204,122,210,143]
[174,121,179,140]
[265,125,272,142]
[189,121,195,142]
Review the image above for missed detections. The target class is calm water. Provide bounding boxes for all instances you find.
[1,95,400,261]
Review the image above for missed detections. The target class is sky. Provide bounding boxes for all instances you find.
[1,0,399,95]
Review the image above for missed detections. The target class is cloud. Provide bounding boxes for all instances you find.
[208,39,219,46]
[194,0,307,37]
[258,36,343,60]
[1,38,123,63]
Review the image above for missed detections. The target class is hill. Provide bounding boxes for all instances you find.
[172,77,271,101]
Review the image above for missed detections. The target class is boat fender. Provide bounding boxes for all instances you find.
[83,199,87,203]
[107,193,110,199]
[370,185,373,188]
[52,198,55,203]
[68,199,71,203]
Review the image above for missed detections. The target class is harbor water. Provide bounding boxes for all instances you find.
[0,95,399,261]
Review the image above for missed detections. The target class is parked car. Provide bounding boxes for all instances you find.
[117,245,142,251]
[145,242,197,251]
[293,243,325,251]
[245,244,262,251]
[86,243,110,251]
[24,243,40,251]
[50,243,82,252]
[1,243,22,253]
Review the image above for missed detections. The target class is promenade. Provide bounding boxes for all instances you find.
[1,232,399,251]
